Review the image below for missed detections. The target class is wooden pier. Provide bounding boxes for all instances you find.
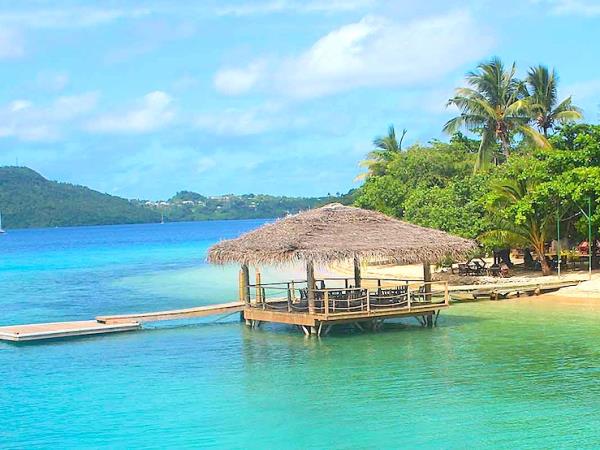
[0,302,245,343]
[241,277,449,336]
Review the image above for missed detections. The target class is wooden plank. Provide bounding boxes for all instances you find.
[244,308,316,326]
[313,304,447,322]
[0,320,140,342]
[97,302,244,324]
[243,303,447,326]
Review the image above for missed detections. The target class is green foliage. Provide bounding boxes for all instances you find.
[355,123,600,263]
[158,191,356,222]
[525,65,583,136]
[359,125,405,178]
[0,167,160,229]
[403,175,490,239]
[355,138,485,238]
[444,58,579,170]
[479,124,600,254]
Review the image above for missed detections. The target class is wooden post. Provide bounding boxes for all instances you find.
[353,255,361,288]
[307,260,316,314]
[444,281,449,306]
[255,269,262,305]
[407,284,411,310]
[287,282,292,312]
[423,262,432,302]
[366,290,370,312]
[324,291,329,318]
[238,270,244,302]
[241,264,250,304]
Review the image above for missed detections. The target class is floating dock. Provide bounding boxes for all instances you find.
[0,320,141,342]
[0,302,245,343]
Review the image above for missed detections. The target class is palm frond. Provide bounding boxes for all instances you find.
[519,125,551,149]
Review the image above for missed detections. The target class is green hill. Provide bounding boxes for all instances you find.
[0,167,160,229]
[155,191,357,221]
[0,166,356,229]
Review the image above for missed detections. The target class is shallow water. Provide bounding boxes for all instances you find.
[1,222,599,449]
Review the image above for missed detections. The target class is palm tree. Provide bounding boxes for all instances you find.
[525,65,583,137]
[444,57,548,170]
[480,178,554,275]
[358,125,406,178]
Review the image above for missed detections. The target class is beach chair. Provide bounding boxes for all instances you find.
[488,265,501,277]
[458,263,469,276]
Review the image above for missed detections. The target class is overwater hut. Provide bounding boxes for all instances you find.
[207,203,477,336]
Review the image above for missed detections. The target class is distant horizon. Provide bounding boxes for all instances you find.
[0,1,599,198]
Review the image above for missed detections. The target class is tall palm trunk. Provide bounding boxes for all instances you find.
[531,234,551,276]
[539,251,552,276]
[496,122,511,159]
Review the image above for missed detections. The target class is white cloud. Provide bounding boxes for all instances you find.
[0,92,98,141]
[86,91,175,134]
[533,0,600,16]
[195,107,274,135]
[0,7,151,29]
[194,101,314,136]
[214,61,266,95]
[0,28,24,58]
[216,0,375,16]
[213,11,493,99]
[35,70,70,92]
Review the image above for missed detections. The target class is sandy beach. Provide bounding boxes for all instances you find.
[326,260,600,300]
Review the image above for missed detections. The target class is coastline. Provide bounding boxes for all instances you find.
[325,260,600,302]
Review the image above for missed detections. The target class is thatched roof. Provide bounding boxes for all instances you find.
[207,203,477,266]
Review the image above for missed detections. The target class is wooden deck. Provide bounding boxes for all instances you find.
[244,303,447,327]
[0,320,141,342]
[242,277,451,335]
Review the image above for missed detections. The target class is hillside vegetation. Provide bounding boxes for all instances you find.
[0,167,160,229]
[147,191,356,221]
[0,167,356,229]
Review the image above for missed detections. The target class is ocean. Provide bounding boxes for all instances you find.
[1,221,599,448]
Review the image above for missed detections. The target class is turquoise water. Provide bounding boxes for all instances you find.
[1,221,599,448]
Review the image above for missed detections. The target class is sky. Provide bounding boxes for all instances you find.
[0,0,599,200]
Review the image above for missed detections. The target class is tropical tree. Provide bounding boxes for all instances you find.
[525,65,583,137]
[480,177,554,275]
[358,125,406,178]
[444,57,548,170]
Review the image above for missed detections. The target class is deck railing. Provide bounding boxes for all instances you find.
[244,277,449,316]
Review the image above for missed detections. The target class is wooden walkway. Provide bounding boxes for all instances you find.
[0,302,245,343]
[96,301,244,324]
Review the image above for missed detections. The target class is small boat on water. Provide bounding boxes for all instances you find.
[0,211,5,234]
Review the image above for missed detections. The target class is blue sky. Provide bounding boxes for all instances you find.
[0,0,599,199]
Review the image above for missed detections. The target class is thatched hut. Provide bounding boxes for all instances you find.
[207,204,476,334]
[208,202,476,273]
